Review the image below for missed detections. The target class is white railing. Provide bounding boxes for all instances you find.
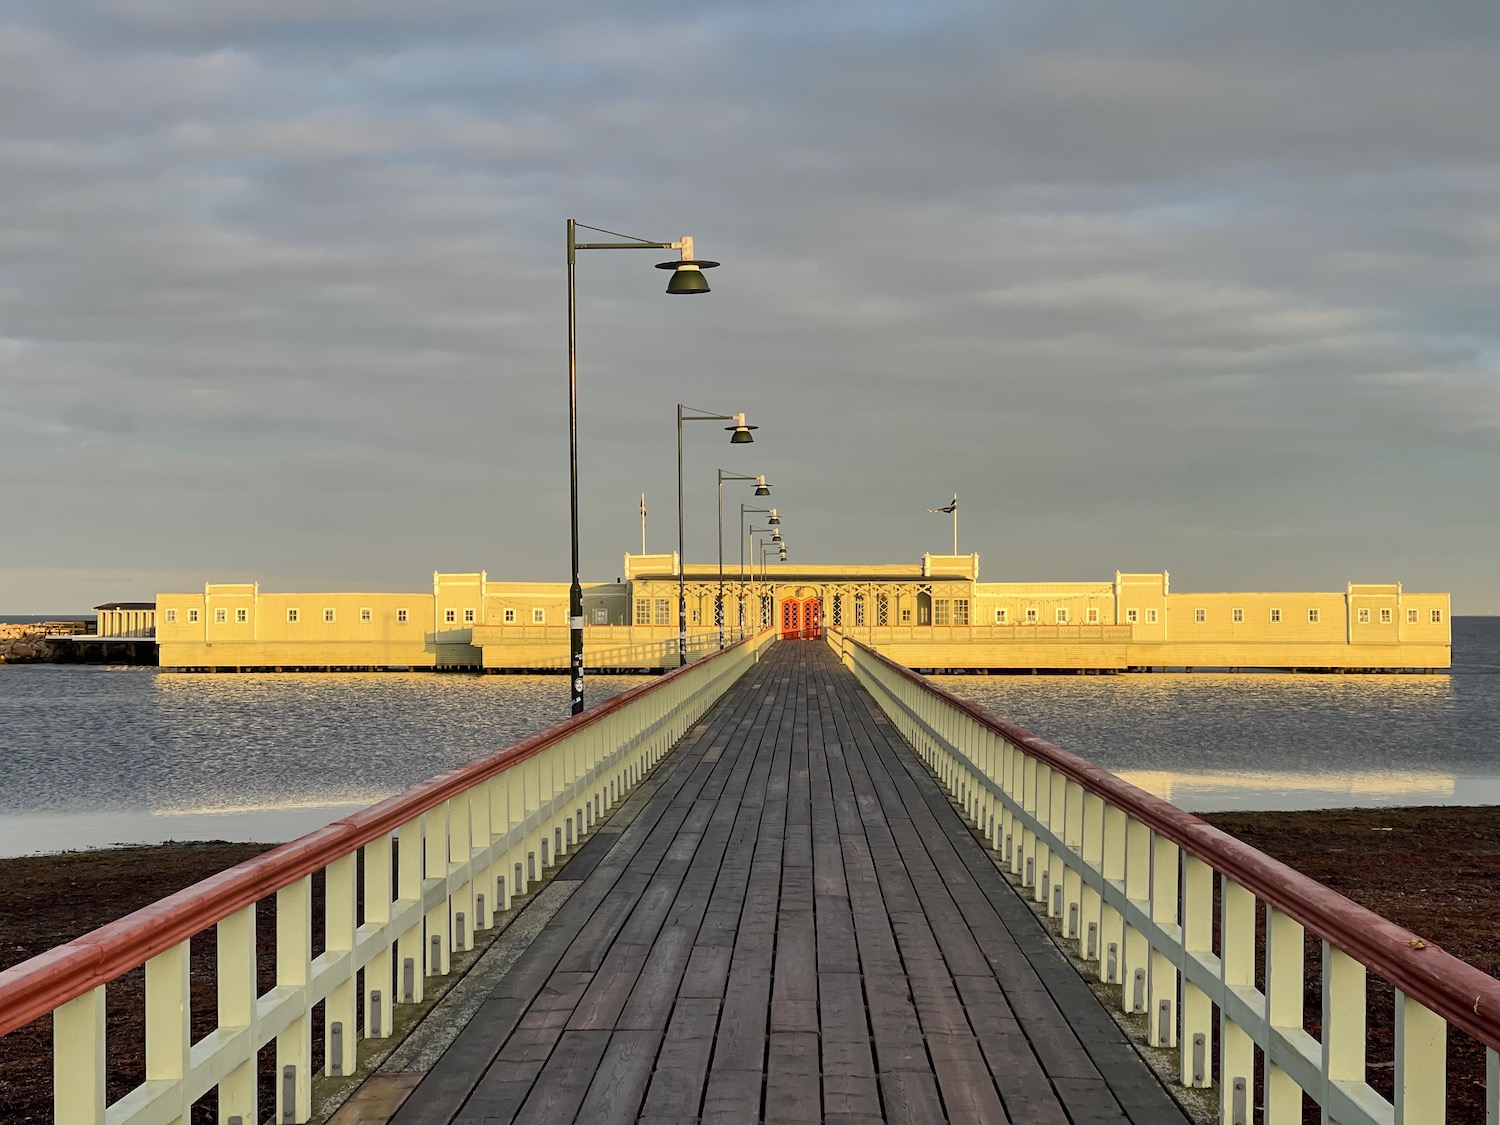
[830,628,1500,1125]
[0,629,777,1125]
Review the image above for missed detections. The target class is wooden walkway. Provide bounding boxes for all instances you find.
[390,642,1189,1125]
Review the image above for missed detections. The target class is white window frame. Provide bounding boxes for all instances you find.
[214,608,227,624]
[594,608,609,625]
[324,608,336,623]
[505,608,517,624]
[1380,608,1392,624]
[532,608,546,624]
[1086,607,1099,624]
[933,599,950,626]
[995,608,1008,625]
[1125,608,1138,624]
[953,599,970,626]
[287,608,299,624]
[360,607,372,623]
[234,608,247,623]
[1431,609,1443,624]
[444,609,456,624]
[1055,608,1068,624]
[1194,608,1206,623]
[164,609,178,624]
[900,607,912,624]
[464,608,475,624]
[1308,608,1320,624]
[1358,608,1370,624]
[1146,608,1158,624]
[1270,608,1282,623]
[654,599,671,626]
[397,608,408,623]
[189,609,200,623]
[1407,608,1418,624]
[1232,608,1244,623]
[1025,607,1039,624]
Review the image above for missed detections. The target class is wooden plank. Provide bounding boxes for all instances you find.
[510,1028,611,1125]
[764,1031,821,1124]
[638,995,721,1118]
[570,1028,662,1125]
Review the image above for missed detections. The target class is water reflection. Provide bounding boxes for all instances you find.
[0,667,648,854]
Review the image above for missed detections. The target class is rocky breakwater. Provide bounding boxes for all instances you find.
[0,624,68,663]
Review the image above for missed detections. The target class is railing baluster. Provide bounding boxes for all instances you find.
[218,904,258,1123]
[362,833,392,1040]
[1061,779,1084,938]
[144,939,190,1116]
[54,984,106,1125]
[324,852,357,1077]
[396,815,424,1004]
[1149,834,1179,1048]
[1122,817,1151,1012]
[447,793,473,952]
[425,803,450,976]
[1220,878,1255,1120]
[1264,906,1305,1123]
[1180,855,1213,1088]
[1395,990,1446,1123]
[1099,804,1126,985]
[1323,942,1368,1116]
[275,875,312,1124]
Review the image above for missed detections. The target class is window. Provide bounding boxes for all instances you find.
[1194,608,1206,623]
[532,608,545,624]
[214,608,227,624]
[189,609,199,623]
[1146,608,1158,624]
[397,608,408,623]
[1126,608,1138,624]
[1055,608,1069,624]
[854,596,866,626]
[505,608,517,624]
[634,599,650,626]
[287,608,299,623]
[594,608,608,624]
[164,609,177,624]
[1026,607,1039,624]
[234,608,247,623]
[1358,608,1370,624]
[877,595,890,626]
[1086,607,1099,624]
[1431,609,1443,624]
[654,599,671,626]
[444,609,456,624]
[692,609,701,625]
[901,607,912,624]
[995,608,1008,624]
[953,599,970,626]
[324,608,336,623]
[934,599,951,626]
[1232,608,1244,623]
[360,608,372,623]
[464,608,475,623]
[1407,608,1418,624]
[1270,609,1282,623]
[1307,608,1320,624]
[1380,608,1392,623]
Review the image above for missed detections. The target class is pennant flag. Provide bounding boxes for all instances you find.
[928,495,958,514]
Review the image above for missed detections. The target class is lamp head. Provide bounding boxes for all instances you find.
[772,529,782,543]
[779,548,788,561]
[767,509,780,525]
[754,475,771,497]
[726,413,756,443]
[656,235,719,295]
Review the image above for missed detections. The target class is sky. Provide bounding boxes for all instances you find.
[2,0,1498,612]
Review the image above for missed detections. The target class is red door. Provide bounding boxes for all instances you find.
[801,598,822,640]
[780,598,801,640]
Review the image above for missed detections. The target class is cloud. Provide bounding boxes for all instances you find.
[0,0,1497,610]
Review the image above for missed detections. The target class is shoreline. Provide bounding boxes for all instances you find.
[2,807,1497,1124]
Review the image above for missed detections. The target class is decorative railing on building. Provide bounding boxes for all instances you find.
[837,623,1134,644]
[0,628,777,1125]
[829,627,1500,1125]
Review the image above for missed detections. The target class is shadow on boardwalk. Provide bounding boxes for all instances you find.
[383,642,1189,1125]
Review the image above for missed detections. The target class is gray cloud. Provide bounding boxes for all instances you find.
[1,0,1497,611]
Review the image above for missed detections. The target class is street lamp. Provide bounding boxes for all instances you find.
[717,471,771,647]
[740,503,783,628]
[678,404,756,666]
[566,220,718,715]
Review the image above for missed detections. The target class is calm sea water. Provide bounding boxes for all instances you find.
[936,616,1500,814]
[2,621,1498,854]
[0,671,647,855]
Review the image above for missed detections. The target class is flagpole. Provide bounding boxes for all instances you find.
[640,493,647,555]
[953,493,958,554]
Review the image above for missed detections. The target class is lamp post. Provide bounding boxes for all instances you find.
[566,221,718,715]
[717,471,770,647]
[740,503,780,620]
[678,405,756,666]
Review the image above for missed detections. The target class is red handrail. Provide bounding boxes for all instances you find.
[837,630,1500,1050]
[0,633,767,1037]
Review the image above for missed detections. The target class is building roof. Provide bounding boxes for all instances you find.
[94,601,157,611]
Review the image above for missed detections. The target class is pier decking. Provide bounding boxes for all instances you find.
[389,642,1187,1125]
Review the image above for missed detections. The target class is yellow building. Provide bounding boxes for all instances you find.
[156,555,1451,672]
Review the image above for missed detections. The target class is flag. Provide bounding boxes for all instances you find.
[928,495,957,514]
